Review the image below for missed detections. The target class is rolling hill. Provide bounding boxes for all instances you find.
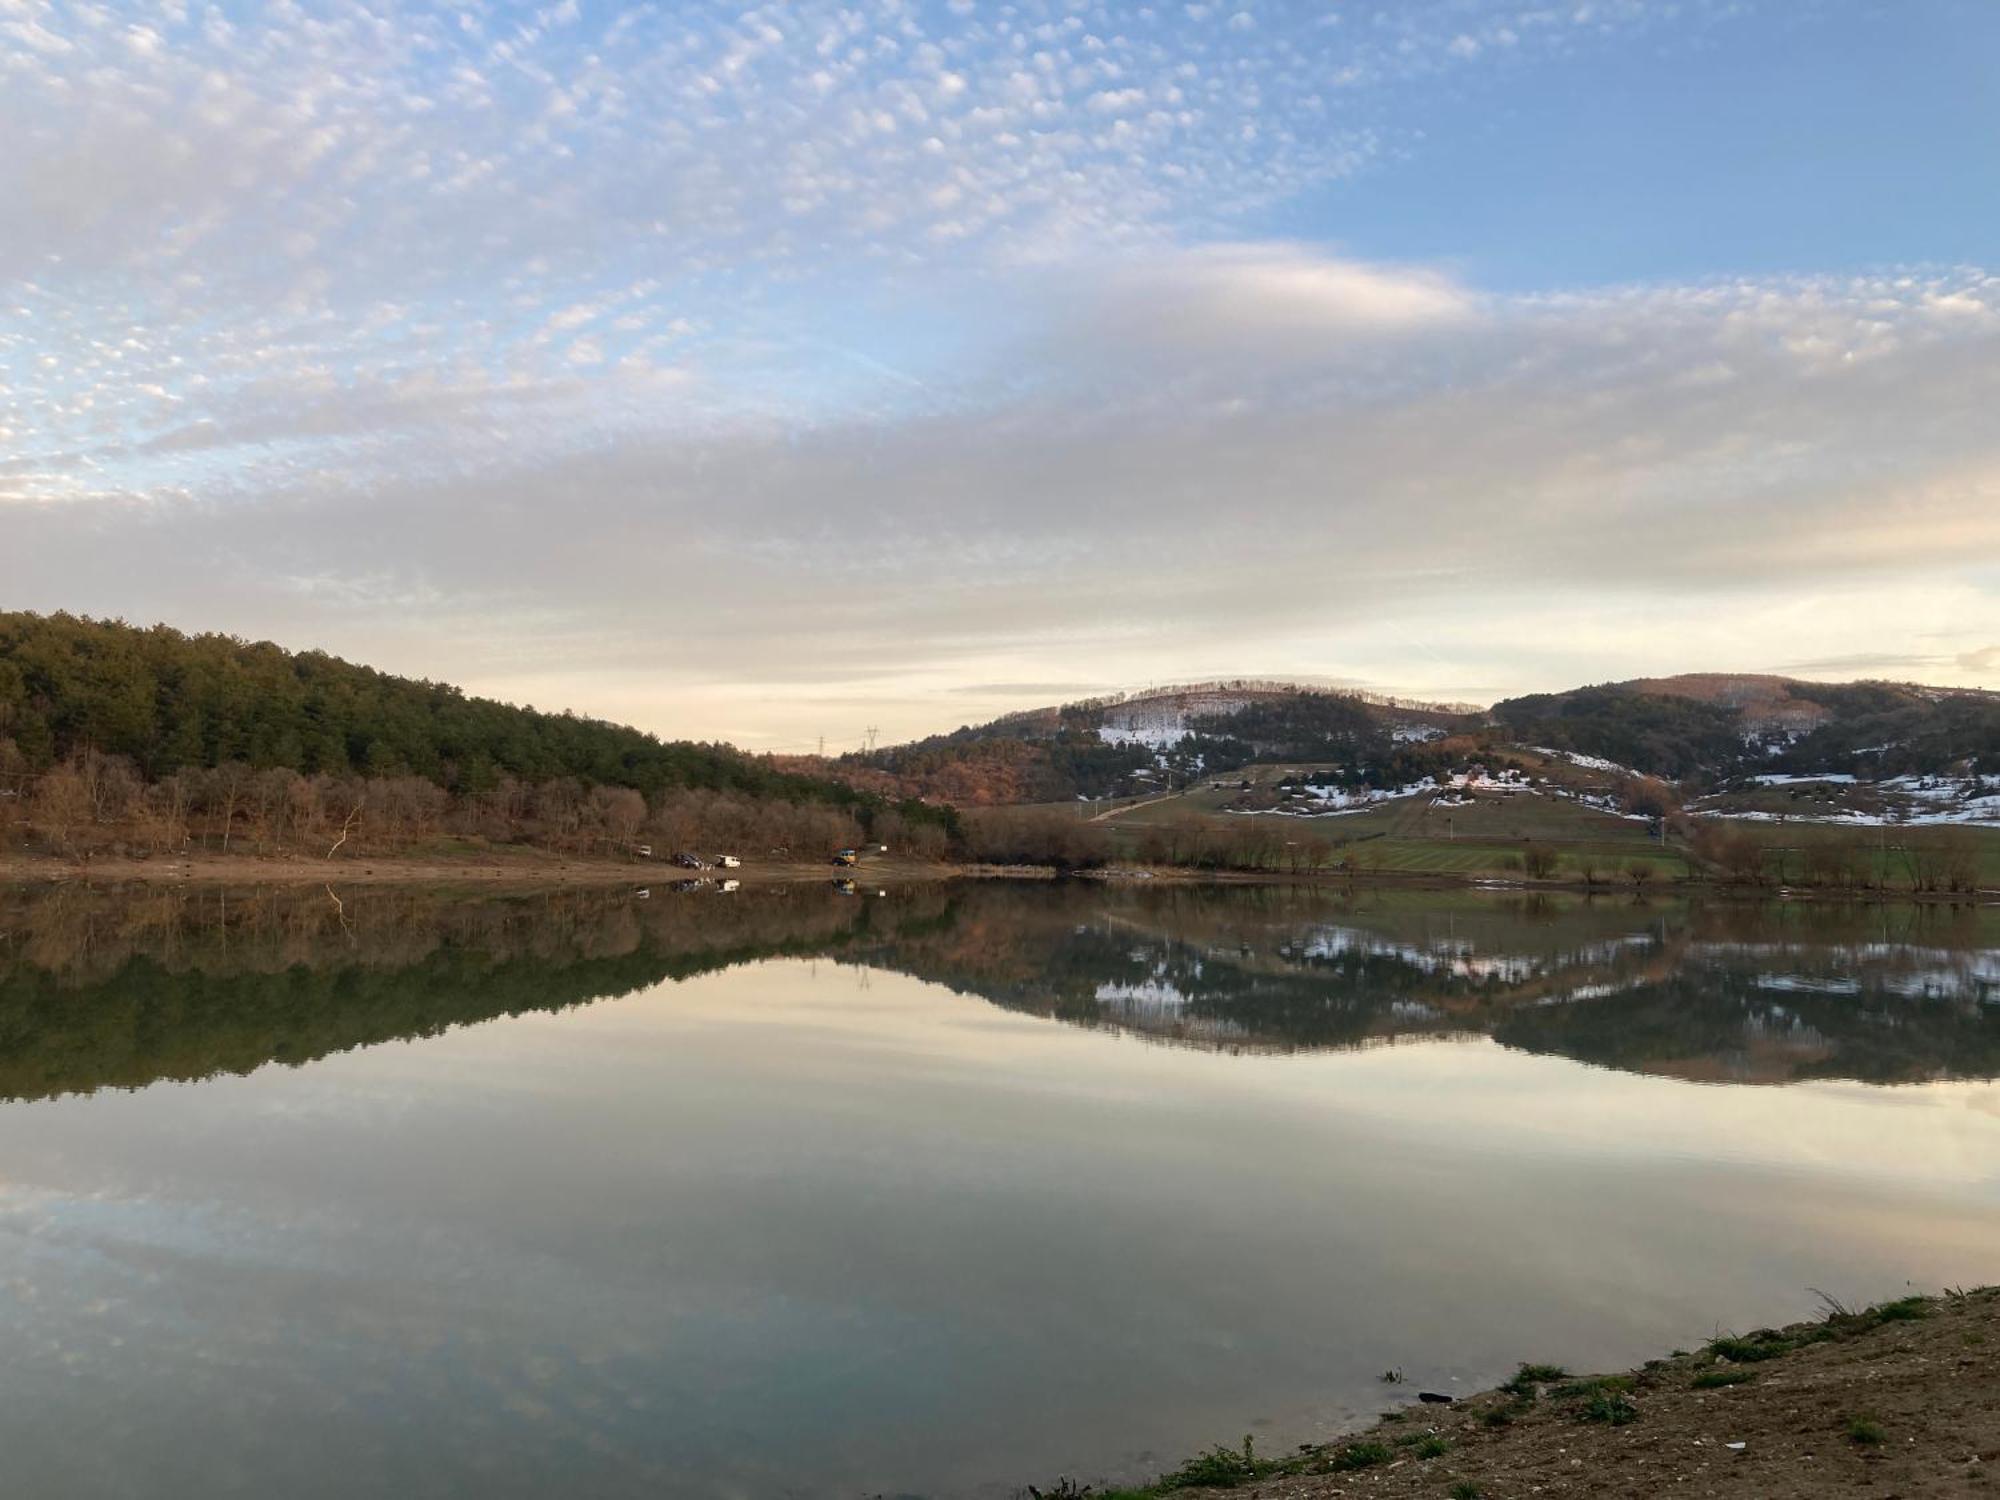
[830,674,2000,827]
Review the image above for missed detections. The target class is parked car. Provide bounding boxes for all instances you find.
[635,844,653,858]
[831,849,858,867]
[713,854,741,868]
[674,852,706,869]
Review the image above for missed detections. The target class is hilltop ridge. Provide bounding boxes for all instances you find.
[821,673,1997,811]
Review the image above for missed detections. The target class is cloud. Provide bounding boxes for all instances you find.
[6,249,1998,742]
[1042,243,1476,364]
[950,683,1117,698]
[2,2,1992,745]
[1775,644,2000,686]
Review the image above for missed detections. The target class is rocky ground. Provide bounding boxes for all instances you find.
[1089,1288,1998,1500]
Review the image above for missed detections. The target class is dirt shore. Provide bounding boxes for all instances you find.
[0,850,1988,902]
[1113,1288,1998,1500]
[0,848,965,887]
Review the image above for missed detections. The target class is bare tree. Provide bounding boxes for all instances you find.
[206,762,253,852]
[31,763,91,849]
[590,785,647,854]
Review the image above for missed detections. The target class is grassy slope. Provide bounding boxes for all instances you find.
[1087,780,1690,880]
[1056,752,2000,887]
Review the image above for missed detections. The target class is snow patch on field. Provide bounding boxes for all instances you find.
[1696,774,2000,827]
[1227,779,1436,817]
[1529,747,1639,777]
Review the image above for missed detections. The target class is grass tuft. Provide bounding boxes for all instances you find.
[1153,1436,1272,1492]
[1325,1441,1392,1473]
[1871,1297,1927,1324]
[1706,1332,1796,1363]
[1844,1415,1885,1446]
[1499,1362,1567,1397]
[1575,1391,1639,1426]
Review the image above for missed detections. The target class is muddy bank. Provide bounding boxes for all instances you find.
[1084,1288,1998,1499]
[0,848,960,887]
[1,849,1989,904]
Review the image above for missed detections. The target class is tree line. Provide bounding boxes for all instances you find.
[1,749,956,864]
[0,612,955,859]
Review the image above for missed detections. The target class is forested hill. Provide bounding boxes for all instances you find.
[1492,675,2000,782]
[0,611,867,812]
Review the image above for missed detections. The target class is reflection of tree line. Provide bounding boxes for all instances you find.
[0,881,1994,1100]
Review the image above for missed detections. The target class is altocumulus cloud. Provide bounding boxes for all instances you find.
[0,0,1995,746]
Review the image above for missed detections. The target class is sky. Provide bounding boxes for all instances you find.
[3,0,1997,752]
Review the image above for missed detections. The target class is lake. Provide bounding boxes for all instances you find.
[1,879,1996,1498]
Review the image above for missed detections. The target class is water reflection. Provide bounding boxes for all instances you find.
[1,880,1994,1098]
[0,879,1997,1499]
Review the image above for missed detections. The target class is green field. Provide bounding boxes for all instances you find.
[1083,783,1690,880]
[1709,818,2000,890]
[1055,779,2000,889]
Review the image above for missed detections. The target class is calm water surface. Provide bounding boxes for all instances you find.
[1,880,1997,1497]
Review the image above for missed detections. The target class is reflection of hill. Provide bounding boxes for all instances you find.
[0,880,1995,1097]
[1495,948,2000,1085]
[846,885,2000,1084]
[844,884,1674,1053]
[0,883,892,1101]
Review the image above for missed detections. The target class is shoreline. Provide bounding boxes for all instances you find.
[1063,1287,1999,1499]
[0,849,1990,902]
[0,848,963,887]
